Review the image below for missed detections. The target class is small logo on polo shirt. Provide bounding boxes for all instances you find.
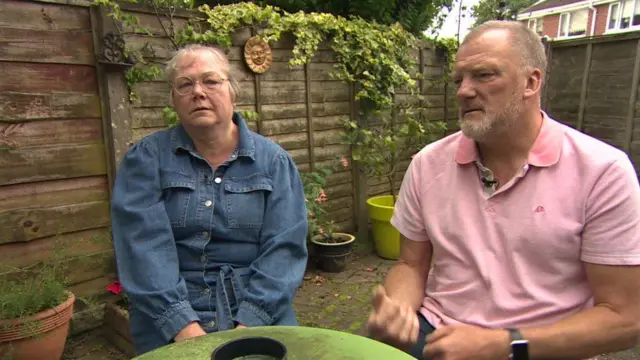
[535,206,545,213]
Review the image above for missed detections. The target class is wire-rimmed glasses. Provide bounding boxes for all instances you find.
[172,72,228,96]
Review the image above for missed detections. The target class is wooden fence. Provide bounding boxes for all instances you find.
[542,32,640,173]
[0,0,452,333]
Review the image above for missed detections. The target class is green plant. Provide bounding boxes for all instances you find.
[196,0,453,36]
[341,97,447,203]
[92,0,185,104]
[314,220,345,244]
[174,2,425,111]
[0,268,67,321]
[430,36,458,82]
[301,165,332,239]
[0,234,112,321]
[301,157,350,243]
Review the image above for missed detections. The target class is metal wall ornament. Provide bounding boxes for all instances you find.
[97,32,135,71]
[244,36,273,74]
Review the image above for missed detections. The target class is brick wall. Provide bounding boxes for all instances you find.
[524,5,609,40]
[543,14,560,38]
[586,8,594,35]
[594,4,610,35]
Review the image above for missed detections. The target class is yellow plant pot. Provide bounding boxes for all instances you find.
[366,195,400,260]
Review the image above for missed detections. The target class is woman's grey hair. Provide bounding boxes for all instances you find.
[462,20,548,78]
[164,44,240,104]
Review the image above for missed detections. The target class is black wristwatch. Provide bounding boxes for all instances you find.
[507,328,529,360]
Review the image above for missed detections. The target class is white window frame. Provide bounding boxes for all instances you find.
[557,10,588,39]
[528,18,544,35]
[606,0,640,33]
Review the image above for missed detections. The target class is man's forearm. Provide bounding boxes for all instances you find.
[521,305,639,359]
[383,262,427,311]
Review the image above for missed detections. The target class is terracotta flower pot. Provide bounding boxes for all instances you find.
[0,291,75,360]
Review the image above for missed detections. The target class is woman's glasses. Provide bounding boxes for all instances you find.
[172,73,228,96]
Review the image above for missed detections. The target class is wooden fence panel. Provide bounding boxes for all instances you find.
[0,0,115,331]
[1,3,451,329]
[544,33,640,173]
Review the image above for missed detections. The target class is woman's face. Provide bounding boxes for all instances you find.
[171,50,235,129]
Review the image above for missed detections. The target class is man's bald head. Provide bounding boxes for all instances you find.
[461,20,547,78]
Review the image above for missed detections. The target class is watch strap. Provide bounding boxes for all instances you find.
[507,328,524,342]
[507,328,530,360]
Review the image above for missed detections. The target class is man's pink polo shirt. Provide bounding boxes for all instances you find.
[390,112,640,329]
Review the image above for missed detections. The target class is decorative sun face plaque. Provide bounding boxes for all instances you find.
[244,36,273,74]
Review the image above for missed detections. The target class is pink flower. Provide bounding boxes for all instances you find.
[318,228,325,235]
[107,281,123,295]
[314,189,328,203]
[340,156,349,169]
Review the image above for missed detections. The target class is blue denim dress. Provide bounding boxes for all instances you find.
[110,112,309,354]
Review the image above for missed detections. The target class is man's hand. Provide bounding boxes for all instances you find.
[423,324,510,360]
[174,322,207,342]
[366,285,420,351]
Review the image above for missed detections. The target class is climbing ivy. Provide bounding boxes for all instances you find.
[92,0,453,123]
[430,36,459,82]
[176,2,423,112]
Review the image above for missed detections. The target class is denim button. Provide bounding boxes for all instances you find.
[202,231,209,237]
[204,200,212,207]
[214,177,222,184]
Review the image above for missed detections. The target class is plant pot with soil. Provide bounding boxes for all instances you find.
[310,222,356,273]
[0,271,74,360]
[301,157,355,271]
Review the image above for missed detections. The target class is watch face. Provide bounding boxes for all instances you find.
[511,340,529,360]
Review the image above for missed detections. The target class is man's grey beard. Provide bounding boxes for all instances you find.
[459,100,522,142]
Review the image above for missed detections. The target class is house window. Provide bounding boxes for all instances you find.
[607,0,640,31]
[537,19,544,34]
[527,18,544,35]
[558,9,588,37]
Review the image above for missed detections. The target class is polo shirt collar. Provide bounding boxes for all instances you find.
[454,111,563,168]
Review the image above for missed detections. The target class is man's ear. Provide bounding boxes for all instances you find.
[523,68,543,99]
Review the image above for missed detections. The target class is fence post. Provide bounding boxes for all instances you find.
[576,43,593,131]
[90,6,134,194]
[251,29,263,135]
[541,38,553,112]
[624,39,640,153]
[305,63,316,171]
[350,83,370,244]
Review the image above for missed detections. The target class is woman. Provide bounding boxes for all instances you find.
[110,44,309,355]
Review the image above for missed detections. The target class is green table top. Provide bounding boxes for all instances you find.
[133,326,415,360]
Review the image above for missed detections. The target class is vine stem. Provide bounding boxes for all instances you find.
[151,0,179,50]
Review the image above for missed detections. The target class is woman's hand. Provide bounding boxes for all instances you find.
[174,322,207,342]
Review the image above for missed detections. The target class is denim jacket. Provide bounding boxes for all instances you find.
[110,112,308,355]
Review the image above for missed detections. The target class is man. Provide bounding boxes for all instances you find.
[366,21,640,360]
